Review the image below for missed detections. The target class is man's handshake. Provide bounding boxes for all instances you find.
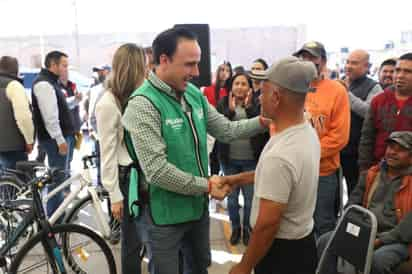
[207,171,255,201]
[208,175,232,200]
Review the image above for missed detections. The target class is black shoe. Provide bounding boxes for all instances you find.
[243,226,252,245]
[230,228,241,245]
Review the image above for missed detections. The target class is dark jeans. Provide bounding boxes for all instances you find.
[119,169,147,274]
[255,231,317,274]
[0,150,27,169]
[40,136,73,218]
[221,159,256,230]
[314,172,339,237]
[143,207,211,274]
[317,231,409,274]
[93,140,102,186]
[341,154,360,195]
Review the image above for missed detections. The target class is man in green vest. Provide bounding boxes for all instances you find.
[122,27,266,274]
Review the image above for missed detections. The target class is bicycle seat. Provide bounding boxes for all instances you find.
[16,161,45,176]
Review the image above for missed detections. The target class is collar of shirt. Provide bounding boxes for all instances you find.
[148,71,190,112]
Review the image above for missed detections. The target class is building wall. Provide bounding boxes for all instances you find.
[0,25,305,76]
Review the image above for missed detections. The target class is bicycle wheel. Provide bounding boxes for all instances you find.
[64,192,120,244]
[0,177,23,201]
[9,223,117,274]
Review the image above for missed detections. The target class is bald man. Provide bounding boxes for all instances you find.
[341,50,383,194]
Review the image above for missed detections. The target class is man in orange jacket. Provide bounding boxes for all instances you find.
[295,41,351,236]
[317,131,412,274]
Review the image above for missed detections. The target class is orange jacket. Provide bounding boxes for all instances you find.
[363,165,412,256]
[305,79,350,176]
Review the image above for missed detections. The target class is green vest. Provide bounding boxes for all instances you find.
[125,80,209,225]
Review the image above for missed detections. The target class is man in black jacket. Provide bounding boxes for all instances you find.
[341,49,382,194]
[32,51,75,217]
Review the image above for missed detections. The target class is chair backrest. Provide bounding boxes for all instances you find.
[317,205,378,274]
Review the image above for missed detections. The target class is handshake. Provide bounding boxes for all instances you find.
[207,171,255,201]
[208,175,232,200]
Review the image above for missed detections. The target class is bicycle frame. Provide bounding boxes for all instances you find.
[0,180,66,273]
[45,167,112,239]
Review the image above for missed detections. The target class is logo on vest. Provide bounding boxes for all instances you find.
[165,118,184,130]
[196,109,204,120]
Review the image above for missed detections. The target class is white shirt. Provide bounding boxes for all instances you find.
[95,91,132,203]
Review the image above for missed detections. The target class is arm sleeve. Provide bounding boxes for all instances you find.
[95,97,124,203]
[358,101,377,170]
[319,85,351,159]
[33,81,65,145]
[379,211,412,245]
[6,80,34,145]
[349,84,382,118]
[122,96,208,195]
[207,103,265,144]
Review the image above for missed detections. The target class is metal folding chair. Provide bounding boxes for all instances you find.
[317,205,378,274]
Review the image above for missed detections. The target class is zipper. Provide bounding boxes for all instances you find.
[184,112,205,177]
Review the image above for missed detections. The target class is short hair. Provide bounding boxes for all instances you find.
[253,58,268,70]
[380,58,397,70]
[44,51,68,68]
[152,27,198,65]
[233,65,245,75]
[0,56,19,76]
[399,53,412,61]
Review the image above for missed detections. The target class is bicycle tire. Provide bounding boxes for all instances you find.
[9,223,117,274]
[64,192,120,243]
[0,177,23,201]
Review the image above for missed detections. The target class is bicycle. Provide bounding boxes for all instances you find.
[0,166,116,274]
[0,155,119,242]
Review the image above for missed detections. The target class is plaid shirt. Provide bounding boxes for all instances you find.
[122,71,263,195]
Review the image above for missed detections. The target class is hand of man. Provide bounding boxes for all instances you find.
[374,238,382,249]
[209,175,231,200]
[75,91,83,101]
[111,201,124,221]
[25,144,34,154]
[58,142,68,155]
[259,116,273,128]
[229,263,251,274]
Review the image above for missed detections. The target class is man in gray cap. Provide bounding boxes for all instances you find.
[221,57,320,274]
[317,130,412,274]
[295,41,351,237]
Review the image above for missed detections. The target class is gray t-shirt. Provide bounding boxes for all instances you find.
[250,122,320,239]
[229,105,255,160]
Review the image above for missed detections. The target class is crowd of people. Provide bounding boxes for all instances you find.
[0,26,412,274]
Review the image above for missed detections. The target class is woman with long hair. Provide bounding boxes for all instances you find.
[95,43,146,274]
[216,72,268,246]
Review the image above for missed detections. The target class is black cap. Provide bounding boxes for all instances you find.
[294,41,327,59]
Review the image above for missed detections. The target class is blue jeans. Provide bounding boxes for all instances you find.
[40,136,72,218]
[314,172,338,237]
[318,231,410,274]
[0,150,27,169]
[142,207,211,274]
[221,159,256,230]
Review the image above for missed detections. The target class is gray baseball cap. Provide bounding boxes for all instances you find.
[386,131,412,151]
[253,56,317,93]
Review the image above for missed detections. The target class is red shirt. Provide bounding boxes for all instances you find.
[203,84,228,107]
